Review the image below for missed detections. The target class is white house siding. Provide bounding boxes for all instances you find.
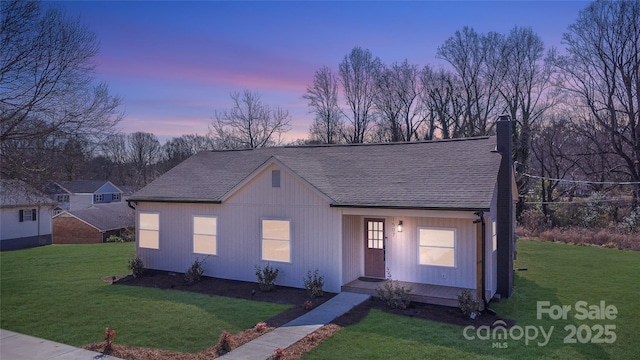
[136,163,344,293]
[340,208,478,290]
[341,215,363,284]
[1,206,53,250]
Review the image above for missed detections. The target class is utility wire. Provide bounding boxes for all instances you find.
[520,173,640,185]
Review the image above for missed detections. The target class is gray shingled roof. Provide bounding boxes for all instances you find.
[56,202,134,231]
[130,136,502,210]
[1,179,56,208]
[55,180,119,194]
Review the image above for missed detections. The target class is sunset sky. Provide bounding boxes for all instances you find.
[50,1,590,142]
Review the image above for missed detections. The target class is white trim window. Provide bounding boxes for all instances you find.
[261,219,291,263]
[418,227,456,267]
[193,215,217,255]
[139,212,159,249]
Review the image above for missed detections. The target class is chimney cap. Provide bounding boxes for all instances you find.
[498,115,511,122]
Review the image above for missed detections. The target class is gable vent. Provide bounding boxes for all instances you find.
[272,170,281,188]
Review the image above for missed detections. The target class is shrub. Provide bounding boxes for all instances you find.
[217,331,234,354]
[274,348,285,359]
[121,226,135,242]
[619,209,640,233]
[255,264,279,292]
[582,191,608,228]
[518,208,550,235]
[458,289,481,318]
[303,300,313,310]
[184,258,205,285]
[375,270,412,309]
[254,322,267,332]
[127,256,144,278]
[103,327,117,353]
[106,235,124,243]
[303,269,324,297]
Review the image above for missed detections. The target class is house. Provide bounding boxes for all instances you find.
[52,202,134,244]
[45,180,123,213]
[129,117,517,305]
[1,179,56,251]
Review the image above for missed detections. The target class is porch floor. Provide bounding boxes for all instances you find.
[342,279,469,308]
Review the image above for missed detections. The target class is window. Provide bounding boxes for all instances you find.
[19,209,37,222]
[492,220,497,251]
[272,170,280,188]
[57,194,69,202]
[193,216,217,255]
[261,219,290,262]
[418,227,456,267]
[139,212,159,249]
[112,193,121,201]
[94,194,104,202]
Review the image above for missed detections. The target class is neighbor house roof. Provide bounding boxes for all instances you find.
[48,180,121,194]
[130,136,502,210]
[53,202,134,232]
[1,179,56,208]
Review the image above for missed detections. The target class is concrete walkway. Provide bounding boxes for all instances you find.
[0,329,121,360]
[219,292,370,360]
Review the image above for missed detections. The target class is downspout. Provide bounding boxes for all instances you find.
[474,211,496,315]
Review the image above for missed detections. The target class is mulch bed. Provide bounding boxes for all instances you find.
[88,270,514,360]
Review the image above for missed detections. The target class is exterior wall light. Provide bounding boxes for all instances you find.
[397,220,403,232]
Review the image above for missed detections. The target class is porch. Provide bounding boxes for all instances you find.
[341,278,469,308]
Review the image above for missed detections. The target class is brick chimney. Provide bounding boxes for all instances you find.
[496,115,514,298]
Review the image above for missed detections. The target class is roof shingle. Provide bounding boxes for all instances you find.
[130,136,502,210]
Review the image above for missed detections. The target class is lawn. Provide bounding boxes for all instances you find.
[0,243,289,353]
[304,240,640,359]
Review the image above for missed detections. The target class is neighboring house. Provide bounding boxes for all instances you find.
[45,180,123,213]
[52,202,134,244]
[129,117,517,306]
[1,179,56,251]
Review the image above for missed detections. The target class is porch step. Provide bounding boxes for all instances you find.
[342,279,464,308]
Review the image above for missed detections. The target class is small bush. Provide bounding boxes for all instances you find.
[303,269,324,297]
[458,289,481,318]
[127,256,144,278]
[121,226,135,242]
[184,258,205,285]
[519,208,550,235]
[103,327,117,353]
[254,322,267,332]
[303,300,313,310]
[106,235,124,243]
[255,264,279,292]
[376,270,412,309]
[217,331,234,354]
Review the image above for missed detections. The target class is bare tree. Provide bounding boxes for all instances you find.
[530,117,582,220]
[420,66,466,139]
[303,66,343,144]
[0,0,122,182]
[210,90,291,149]
[557,0,640,207]
[162,134,216,169]
[498,26,557,217]
[127,132,161,186]
[437,27,504,137]
[101,134,129,185]
[339,47,381,143]
[374,60,425,142]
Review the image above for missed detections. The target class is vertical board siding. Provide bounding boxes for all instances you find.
[341,212,478,290]
[341,215,362,284]
[137,163,343,293]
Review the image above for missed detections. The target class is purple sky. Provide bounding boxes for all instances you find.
[51,1,590,142]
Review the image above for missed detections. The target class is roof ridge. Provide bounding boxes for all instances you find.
[205,136,493,153]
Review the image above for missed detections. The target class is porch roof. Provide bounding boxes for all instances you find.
[130,136,501,210]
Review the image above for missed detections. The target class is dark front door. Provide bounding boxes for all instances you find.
[364,218,385,278]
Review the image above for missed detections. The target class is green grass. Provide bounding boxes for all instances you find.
[0,243,289,353]
[304,240,640,359]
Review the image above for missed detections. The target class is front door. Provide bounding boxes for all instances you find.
[364,218,385,278]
